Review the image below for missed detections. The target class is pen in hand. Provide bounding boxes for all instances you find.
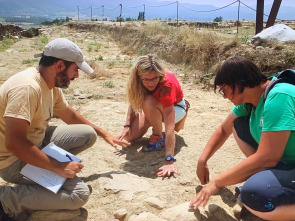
[66,154,73,161]
[66,154,83,173]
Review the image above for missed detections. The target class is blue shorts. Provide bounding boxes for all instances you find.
[239,163,295,212]
[174,98,186,123]
[234,116,295,212]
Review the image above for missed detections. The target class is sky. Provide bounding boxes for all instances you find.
[159,0,295,7]
[151,0,295,21]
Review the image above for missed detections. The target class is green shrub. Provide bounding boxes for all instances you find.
[94,55,103,61]
[87,41,102,52]
[107,61,116,68]
[0,37,17,52]
[103,80,115,88]
[240,35,250,44]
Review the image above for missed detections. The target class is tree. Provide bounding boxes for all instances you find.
[125,17,134,21]
[138,12,145,21]
[116,17,124,22]
[213,16,222,22]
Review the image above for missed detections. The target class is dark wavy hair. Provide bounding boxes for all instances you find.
[39,55,74,69]
[214,56,267,94]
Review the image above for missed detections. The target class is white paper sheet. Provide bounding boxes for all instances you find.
[20,142,82,194]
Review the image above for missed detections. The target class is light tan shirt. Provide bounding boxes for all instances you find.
[0,67,68,169]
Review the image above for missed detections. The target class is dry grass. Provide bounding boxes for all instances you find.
[0,37,18,52]
[68,20,295,83]
[90,62,112,78]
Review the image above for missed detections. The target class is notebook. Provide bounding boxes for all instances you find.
[20,142,81,194]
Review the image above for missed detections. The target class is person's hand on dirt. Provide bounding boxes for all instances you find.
[189,180,220,210]
[117,127,130,141]
[55,161,84,178]
[155,162,179,177]
[103,134,130,148]
[197,160,210,184]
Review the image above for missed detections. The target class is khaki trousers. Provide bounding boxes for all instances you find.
[0,124,97,214]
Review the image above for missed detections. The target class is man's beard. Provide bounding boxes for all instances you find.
[55,68,70,88]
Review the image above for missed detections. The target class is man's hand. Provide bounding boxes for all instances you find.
[103,133,130,148]
[55,161,84,178]
[155,162,179,177]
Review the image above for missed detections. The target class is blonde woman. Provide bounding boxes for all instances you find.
[117,54,187,177]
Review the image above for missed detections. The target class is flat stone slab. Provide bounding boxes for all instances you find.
[104,172,151,192]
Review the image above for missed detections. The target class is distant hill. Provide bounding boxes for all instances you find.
[0,0,294,22]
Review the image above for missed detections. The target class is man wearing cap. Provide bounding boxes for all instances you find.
[0,38,129,219]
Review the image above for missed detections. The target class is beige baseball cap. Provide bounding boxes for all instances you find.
[34,38,94,74]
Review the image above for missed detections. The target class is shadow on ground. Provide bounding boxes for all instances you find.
[113,134,188,178]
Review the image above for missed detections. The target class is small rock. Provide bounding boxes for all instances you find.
[150,161,158,166]
[255,46,264,50]
[145,197,165,210]
[78,95,87,99]
[232,204,242,219]
[114,208,127,221]
[160,202,200,221]
[74,90,81,96]
[77,94,93,99]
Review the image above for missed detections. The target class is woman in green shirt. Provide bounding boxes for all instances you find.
[190,56,295,220]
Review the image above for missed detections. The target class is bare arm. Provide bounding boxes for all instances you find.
[5,117,83,178]
[156,105,178,177]
[215,130,289,186]
[199,112,237,163]
[54,106,130,148]
[190,130,290,209]
[197,112,237,184]
[124,105,136,126]
[163,105,176,156]
[117,105,136,141]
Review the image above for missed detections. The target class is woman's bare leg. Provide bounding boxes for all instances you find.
[142,95,163,136]
[124,95,163,142]
[124,111,151,141]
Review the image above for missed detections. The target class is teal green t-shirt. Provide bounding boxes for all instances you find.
[232,83,295,164]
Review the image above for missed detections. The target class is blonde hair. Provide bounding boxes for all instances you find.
[127,54,165,111]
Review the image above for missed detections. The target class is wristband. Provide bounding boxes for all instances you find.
[165,154,176,162]
[123,124,131,128]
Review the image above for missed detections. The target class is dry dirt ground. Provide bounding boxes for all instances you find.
[0,24,264,221]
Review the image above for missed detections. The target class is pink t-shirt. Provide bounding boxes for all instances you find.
[152,71,183,108]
